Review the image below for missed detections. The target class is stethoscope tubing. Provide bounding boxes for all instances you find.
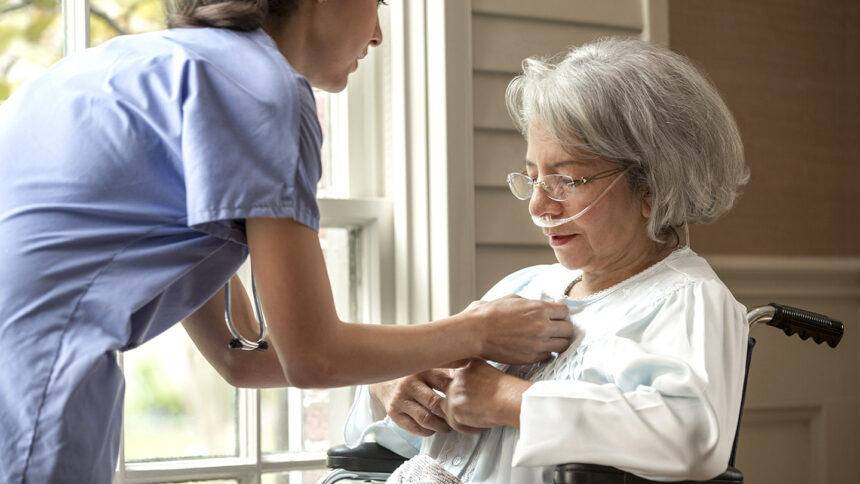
[224,271,269,351]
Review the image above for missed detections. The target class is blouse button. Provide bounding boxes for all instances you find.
[452,455,463,465]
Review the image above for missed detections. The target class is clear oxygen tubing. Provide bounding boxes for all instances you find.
[531,168,630,228]
[683,223,691,249]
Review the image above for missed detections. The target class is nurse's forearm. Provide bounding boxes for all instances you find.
[182,276,288,388]
[267,311,483,389]
[248,217,483,388]
[247,217,571,388]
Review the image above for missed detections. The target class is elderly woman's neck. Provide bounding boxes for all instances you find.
[568,243,676,298]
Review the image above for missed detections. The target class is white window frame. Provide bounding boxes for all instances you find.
[390,0,476,324]
[62,0,90,56]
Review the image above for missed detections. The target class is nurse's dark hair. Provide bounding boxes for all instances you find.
[168,0,299,32]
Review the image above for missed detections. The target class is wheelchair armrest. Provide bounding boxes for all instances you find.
[553,464,743,484]
[327,442,408,474]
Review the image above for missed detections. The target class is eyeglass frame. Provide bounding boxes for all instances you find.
[506,167,625,202]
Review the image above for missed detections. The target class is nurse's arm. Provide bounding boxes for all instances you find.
[244,217,484,388]
[182,277,288,388]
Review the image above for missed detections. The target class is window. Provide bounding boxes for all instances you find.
[1,1,395,482]
[118,224,373,483]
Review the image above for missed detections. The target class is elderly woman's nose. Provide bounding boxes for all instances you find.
[529,184,560,216]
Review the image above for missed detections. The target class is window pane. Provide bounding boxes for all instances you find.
[261,228,359,454]
[123,324,238,461]
[320,227,361,321]
[0,0,63,101]
[262,469,329,484]
[89,0,166,47]
[261,385,354,455]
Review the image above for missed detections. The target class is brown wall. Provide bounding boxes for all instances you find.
[670,0,860,256]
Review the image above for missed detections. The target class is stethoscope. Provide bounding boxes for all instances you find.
[224,273,269,351]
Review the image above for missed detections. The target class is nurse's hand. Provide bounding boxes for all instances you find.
[441,359,532,433]
[370,369,453,436]
[460,295,572,365]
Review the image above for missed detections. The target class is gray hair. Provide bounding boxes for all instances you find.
[506,37,749,242]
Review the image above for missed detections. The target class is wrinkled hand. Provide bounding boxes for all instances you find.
[441,360,532,434]
[370,369,453,437]
[461,295,573,365]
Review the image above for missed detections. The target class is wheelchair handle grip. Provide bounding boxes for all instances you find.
[766,303,843,348]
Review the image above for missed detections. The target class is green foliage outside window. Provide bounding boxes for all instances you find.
[127,358,185,416]
[0,0,62,100]
[89,0,167,45]
[0,0,167,101]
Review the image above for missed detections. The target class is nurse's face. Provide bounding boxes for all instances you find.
[305,0,384,92]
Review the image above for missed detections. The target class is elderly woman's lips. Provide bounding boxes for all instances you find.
[549,234,576,246]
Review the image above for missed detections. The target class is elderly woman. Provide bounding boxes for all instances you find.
[342,38,751,483]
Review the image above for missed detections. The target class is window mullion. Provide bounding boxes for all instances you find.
[287,388,303,452]
[238,387,259,465]
[62,0,90,55]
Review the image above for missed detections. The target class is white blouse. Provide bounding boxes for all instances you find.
[344,248,749,483]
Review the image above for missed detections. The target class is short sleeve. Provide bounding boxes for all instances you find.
[180,56,322,243]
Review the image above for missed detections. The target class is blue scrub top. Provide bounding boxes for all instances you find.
[0,27,322,483]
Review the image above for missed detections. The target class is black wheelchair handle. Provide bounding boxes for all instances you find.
[767,303,843,348]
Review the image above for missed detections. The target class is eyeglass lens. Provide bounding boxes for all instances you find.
[507,173,576,201]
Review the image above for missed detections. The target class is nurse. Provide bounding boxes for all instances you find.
[0,0,573,482]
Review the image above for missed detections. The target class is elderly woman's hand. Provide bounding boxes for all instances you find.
[441,360,533,433]
[370,369,454,436]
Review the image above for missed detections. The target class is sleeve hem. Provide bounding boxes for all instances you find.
[188,203,319,244]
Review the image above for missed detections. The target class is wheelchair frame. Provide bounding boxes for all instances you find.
[320,303,844,484]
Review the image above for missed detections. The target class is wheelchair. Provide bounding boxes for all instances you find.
[320,303,844,484]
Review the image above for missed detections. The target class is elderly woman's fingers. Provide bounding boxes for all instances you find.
[438,360,530,431]
[412,370,452,417]
[421,368,453,391]
[392,399,451,435]
[448,420,482,435]
[384,369,454,436]
[391,409,447,436]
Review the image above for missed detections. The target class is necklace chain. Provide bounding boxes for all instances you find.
[564,275,582,297]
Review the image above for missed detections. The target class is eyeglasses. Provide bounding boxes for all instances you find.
[506,168,624,202]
